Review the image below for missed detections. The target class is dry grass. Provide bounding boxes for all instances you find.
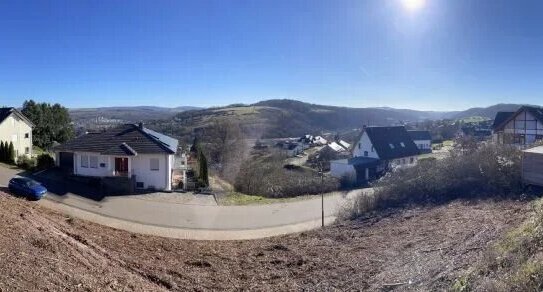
[0,191,529,291]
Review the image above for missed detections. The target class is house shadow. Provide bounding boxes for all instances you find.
[18,168,107,202]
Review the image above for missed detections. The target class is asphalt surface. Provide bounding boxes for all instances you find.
[0,165,366,239]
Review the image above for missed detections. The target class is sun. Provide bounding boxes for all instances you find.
[401,0,426,12]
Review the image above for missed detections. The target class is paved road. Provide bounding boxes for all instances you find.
[0,165,367,239]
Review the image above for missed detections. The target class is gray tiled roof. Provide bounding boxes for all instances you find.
[54,124,177,155]
[408,130,432,141]
[364,126,420,160]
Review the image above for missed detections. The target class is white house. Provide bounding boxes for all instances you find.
[0,107,34,159]
[314,136,328,145]
[338,140,351,150]
[407,130,432,154]
[330,126,420,184]
[492,106,543,146]
[54,123,178,191]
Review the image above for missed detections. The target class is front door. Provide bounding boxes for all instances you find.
[115,157,129,176]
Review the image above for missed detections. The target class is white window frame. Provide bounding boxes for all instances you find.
[81,155,89,168]
[150,158,159,171]
[89,156,98,168]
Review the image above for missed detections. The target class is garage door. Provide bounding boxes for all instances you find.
[59,152,74,173]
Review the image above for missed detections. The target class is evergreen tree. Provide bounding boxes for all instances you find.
[198,148,209,187]
[7,142,15,163]
[0,141,5,162]
[190,136,199,153]
[3,141,9,162]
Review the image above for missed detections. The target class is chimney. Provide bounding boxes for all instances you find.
[138,122,144,129]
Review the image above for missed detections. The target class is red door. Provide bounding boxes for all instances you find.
[115,157,128,175]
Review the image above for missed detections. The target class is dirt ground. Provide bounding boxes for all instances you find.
[0,191,530,291]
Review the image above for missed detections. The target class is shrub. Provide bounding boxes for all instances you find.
[36,153,55,170]
[16,155,36,170]
[7,142,15,163]
[346,144,523,219]
[234,156,339,198]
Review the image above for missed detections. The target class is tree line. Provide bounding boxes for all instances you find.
[21,100,75,148]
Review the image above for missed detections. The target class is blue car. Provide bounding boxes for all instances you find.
[8,177,47,200]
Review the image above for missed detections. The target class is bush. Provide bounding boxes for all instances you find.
[36,153,55,170]
[346,144,523,219]
[16,155,36,170]
[234,156,339,198]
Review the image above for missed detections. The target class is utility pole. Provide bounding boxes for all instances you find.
[318,162,324,227]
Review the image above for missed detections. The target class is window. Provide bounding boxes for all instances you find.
[25,147,30,154]
[89,156,98,168]
[410,157,414,164]
[81,155,89,168]
[358,143,361,149]
[402,158,406,164]
[371,146,374,152]
[364,151,368,157]
[150,158,159,171]
[24,133,29,138]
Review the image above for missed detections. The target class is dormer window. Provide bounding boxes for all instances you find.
[389,143,394,149]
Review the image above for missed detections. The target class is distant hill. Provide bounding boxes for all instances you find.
[148,99,457,140]
[70,106,200,122]
[74,100,536,140]
[445,104,525,120]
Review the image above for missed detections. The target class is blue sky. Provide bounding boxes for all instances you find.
[2,0,543,111]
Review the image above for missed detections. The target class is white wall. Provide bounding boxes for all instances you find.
[352,132,379,159]
[330,161,356,179]
[0,113,33,159]
[72,152,173,191]
[132,154,172,191]
[390,155,418,168]
[413,139,431,150]
[74,152,114,177]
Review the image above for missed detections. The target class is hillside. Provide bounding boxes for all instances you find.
[70,100,531,140]
[446,103,524,120]
[70,106,200,131]
[149,99,456,140]
[0,192,529,291]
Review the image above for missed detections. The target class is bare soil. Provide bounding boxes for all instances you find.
[0,191,530,291]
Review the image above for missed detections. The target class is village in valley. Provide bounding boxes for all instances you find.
[4,0,543,290]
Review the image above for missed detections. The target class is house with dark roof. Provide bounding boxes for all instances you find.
[408,130,432,154]
[54,123,179,191]
[330,126,420,184]
[0,107,34,160]
[491,106,543,146]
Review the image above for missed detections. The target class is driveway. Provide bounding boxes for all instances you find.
[0,165,367,240]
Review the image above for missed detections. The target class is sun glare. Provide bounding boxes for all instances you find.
[401,0,426,12]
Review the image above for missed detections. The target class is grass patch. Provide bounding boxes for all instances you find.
[456,198,543,291]
[218,191,331,206]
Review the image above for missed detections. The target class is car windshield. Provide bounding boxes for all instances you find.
[25,180,40,187]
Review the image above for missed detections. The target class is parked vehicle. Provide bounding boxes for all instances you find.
[8,177,47,200]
